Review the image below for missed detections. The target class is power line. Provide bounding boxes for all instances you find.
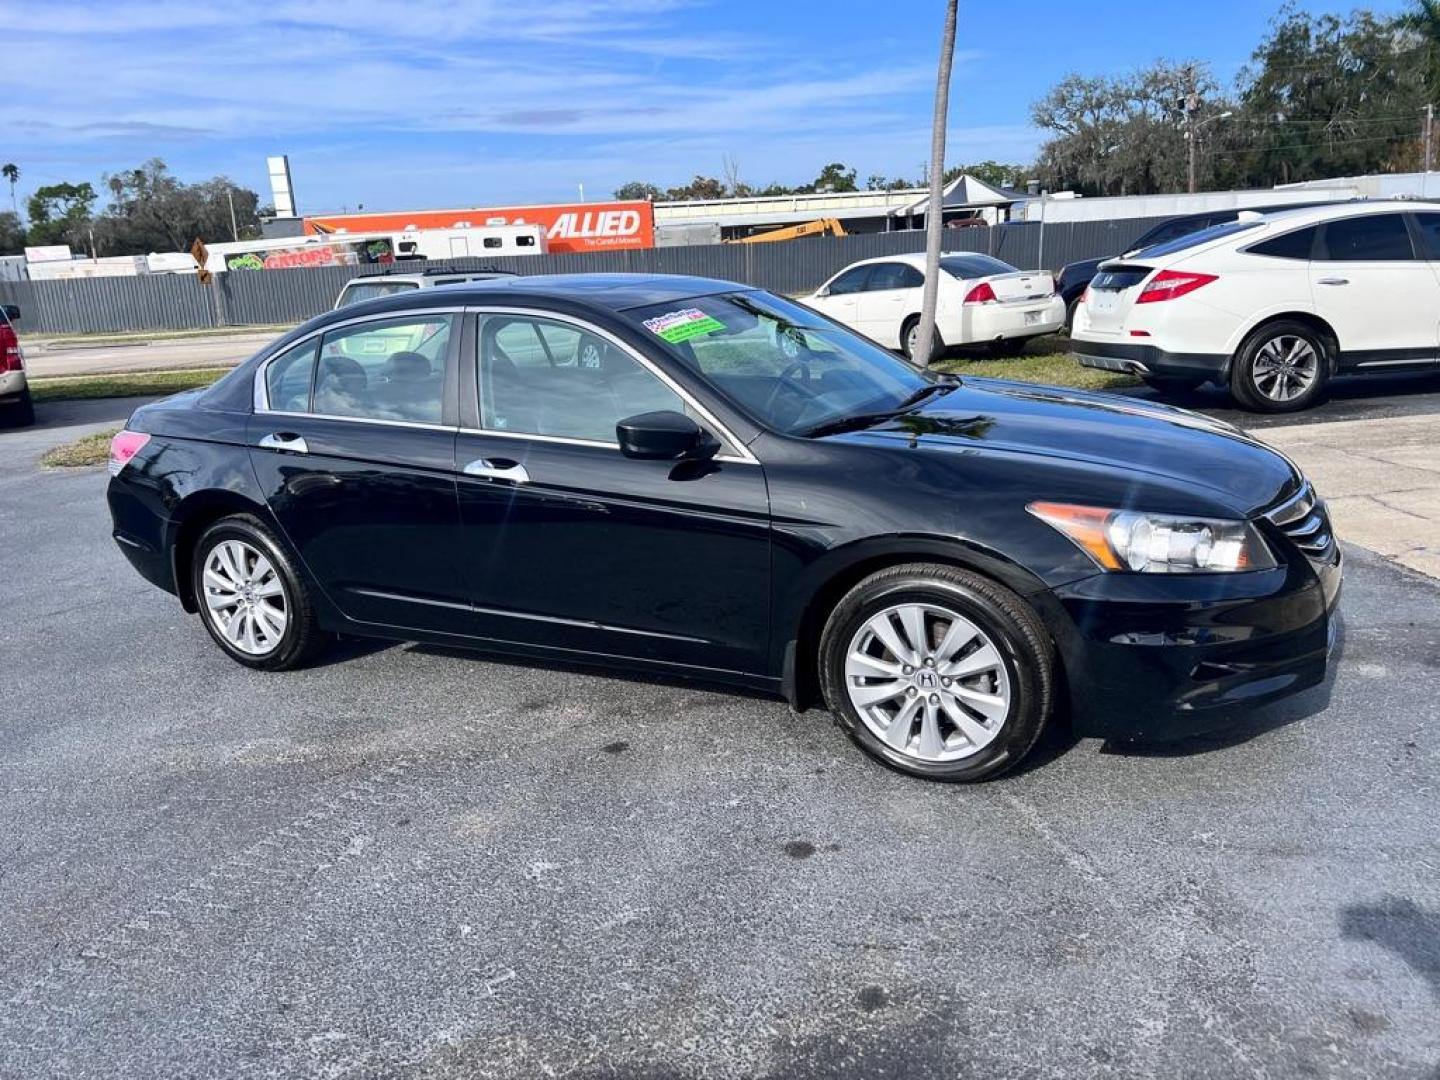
[1207,131,1422,157]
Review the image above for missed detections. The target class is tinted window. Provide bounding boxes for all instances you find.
[479,315,684,442]
[1318,214,1415,261]
[867,262,924,290]
[1133,216,1215,248]
[825,266,871,295]
[1248,227,1317,260]
[265,339,318,412]
[336,280,420,307]
[626,291,930,436]
[939,254,1015,279]
[1413,213,1440,259]
[516,235,536,247]
[315,316,452,423]
[1133,219,1262,258]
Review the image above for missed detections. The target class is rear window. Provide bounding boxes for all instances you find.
[337,280,420,307]
[1133,219,1262,258]
[1247,227,1318,261]
[939,254,1015,279]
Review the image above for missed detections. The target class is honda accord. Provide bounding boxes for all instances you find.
[107,274,1341,781]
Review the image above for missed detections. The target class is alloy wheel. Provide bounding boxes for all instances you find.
[1251,335,1318,403]
[844,602,1012,763]
[201,539,289,656]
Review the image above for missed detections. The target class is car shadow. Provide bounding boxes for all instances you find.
[404,642,780,702]
[1097,614,1345,760]
[1339,897,1440,1078]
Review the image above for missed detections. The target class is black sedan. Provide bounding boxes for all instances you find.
[107,274,1341,781]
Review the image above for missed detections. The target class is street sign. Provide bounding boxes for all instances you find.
[191,238,212,285]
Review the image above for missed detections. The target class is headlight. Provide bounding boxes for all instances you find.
[1027,502,1277,573]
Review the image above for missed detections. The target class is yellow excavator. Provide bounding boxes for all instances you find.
[728,218,849,244]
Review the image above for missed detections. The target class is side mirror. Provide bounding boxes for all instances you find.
[2,305,18,321]
[814,286,830,298]
[616,410,719,461]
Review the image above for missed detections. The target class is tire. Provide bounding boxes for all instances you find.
[818,563,1054,782]
[1141,376,1204,395]
[1064,298,1080,335]
[901,316,943,363]
[1,388,34,428]
[1229,319,1330,413]
[191,514,328,671]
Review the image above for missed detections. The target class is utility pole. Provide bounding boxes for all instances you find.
[1184,65,1201,194]
[1425,104,1434,173]
[226,187,238,241]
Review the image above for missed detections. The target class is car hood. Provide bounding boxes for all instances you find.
[834,377,1299,515]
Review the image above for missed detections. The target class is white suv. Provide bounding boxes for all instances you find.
[333,268,517,309]
[1070,200,1440,412]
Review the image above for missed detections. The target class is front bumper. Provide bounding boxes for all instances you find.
[1071,338,1228,383]
[1035,543,1342,740]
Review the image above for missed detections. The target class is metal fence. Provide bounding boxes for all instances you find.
[0,215,1172,336]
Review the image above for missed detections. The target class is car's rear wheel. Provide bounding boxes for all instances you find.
[818,564,1053,782]
[2,388,34,428]
[1229,320,1329,412]
[987,337,1028,358]
[901,316,943,363]
[192,515,327,671]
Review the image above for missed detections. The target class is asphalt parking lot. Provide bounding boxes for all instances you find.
[3,397,1440,1079]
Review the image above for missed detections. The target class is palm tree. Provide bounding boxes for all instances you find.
[913,0,958,366]
[1,163,17,217]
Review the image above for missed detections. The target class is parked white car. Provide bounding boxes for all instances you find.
[806,252,1065,359]
[1071,199,1440,412]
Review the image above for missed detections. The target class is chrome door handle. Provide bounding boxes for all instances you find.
[463,458,529,483]
[258,432,309,454]
[1317,277,1349,286]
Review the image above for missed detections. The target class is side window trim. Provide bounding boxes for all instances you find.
[252,305,465,427]
[465,306,758,464]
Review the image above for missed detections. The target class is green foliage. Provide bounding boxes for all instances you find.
[613,181,663,201]
[26,181,97,248]
[0,211,25,255]
[96,159,261,254]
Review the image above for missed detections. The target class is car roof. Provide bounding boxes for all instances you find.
[328,272,752,321]
[837,251,1013,272]
[343,269,514,286]
[1247,198,1440,227]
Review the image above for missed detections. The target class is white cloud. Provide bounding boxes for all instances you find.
[0,0,1043,207]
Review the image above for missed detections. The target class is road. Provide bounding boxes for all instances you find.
[22,330,286,378]
[2,399,1439,1078]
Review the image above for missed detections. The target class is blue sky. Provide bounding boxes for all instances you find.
[0,0,1411,216]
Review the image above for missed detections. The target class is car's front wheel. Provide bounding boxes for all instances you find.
[192,515,327,670]
[901,317,943,363]
[1,387,34,428]
[818,564,1054,781]
[1229,320,1330,412]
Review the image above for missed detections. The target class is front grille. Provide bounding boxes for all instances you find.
[1265,484,1335,561]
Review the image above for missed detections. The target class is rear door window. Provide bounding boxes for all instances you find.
[315,316,453,423]
[1247,227,1318,260]
[866,263,923,290]
[1316,214,1417,261]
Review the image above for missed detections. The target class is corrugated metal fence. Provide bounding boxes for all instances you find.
[0,216,1171,336]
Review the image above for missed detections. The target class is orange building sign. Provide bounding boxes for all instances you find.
[304,200,655,255]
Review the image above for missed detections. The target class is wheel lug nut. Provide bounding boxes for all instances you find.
[941,677,952,687]
[923,657,935,667]
[929,694,940,705]
[902,665,914,676]
[907,687,918,697]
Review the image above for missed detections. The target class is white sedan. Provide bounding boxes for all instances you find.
[805,252,1065,359]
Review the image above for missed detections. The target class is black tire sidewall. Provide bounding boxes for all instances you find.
[1231,321,1329,413]
[819,569,1051,782]
[192,516,317,671]
[900,316,920,360]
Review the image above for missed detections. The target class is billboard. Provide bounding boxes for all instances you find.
[304,200,654,254]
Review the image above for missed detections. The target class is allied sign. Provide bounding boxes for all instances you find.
[304,200,655,255]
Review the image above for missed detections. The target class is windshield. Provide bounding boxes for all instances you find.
[624,291,932,435]
[337,280,420,307]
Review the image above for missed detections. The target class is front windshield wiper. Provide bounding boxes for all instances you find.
[799,382,955,438]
